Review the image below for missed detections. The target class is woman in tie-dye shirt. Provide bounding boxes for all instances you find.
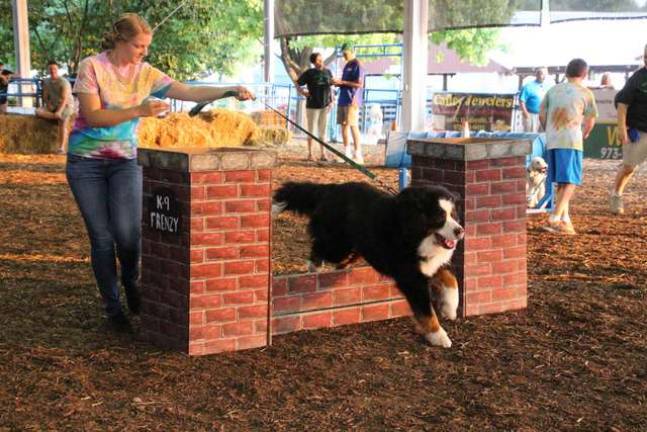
[67,13,254,332]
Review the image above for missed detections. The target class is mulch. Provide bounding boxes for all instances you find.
[0,152,645,431]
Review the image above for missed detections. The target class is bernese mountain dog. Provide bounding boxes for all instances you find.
[273,182,464,348]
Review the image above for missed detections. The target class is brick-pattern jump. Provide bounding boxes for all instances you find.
[138,138,530,356]
[139,147,275,356]
[408,137,531,317]
[272,267,411,335]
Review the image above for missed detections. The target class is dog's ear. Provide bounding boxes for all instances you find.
[395,188,427,240]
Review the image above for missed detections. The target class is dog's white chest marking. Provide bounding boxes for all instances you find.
[418,243,454,277]
[417,199,459,277]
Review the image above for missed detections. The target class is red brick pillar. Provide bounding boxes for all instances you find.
[407,137,531,317]
[138,147,275,355]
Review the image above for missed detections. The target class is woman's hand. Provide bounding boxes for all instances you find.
[138,98,170,117]
[235,86,256,101]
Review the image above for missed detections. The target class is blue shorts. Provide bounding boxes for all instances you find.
[547,149,583,185]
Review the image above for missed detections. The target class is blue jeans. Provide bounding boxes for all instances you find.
[66,154,142,317]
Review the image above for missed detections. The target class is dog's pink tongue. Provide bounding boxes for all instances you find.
[443,239,456,249]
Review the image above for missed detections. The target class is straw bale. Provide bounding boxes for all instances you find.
[0,115,59,154]
[250,110,286,127]
[248,126,292,147]
[0,108,264,154]
[138,109,260,150]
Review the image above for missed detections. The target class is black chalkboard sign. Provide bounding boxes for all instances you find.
[149,188,181,234]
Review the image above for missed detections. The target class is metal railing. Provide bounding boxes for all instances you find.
[3,78,520,138]
[1,78,44,107]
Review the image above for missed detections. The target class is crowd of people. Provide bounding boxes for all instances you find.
[518,50,647,234]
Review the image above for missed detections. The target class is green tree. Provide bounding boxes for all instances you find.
[275,0,532,83]
[0,0,263,79]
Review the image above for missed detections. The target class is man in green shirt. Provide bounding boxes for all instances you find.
[36,60,74,153]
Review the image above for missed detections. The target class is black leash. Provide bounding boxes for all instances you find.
[189,95,399,196]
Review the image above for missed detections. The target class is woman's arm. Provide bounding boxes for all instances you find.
[165,82,255,102]
[77,93,167,128]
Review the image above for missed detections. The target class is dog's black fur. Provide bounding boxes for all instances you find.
[273,181,459,327]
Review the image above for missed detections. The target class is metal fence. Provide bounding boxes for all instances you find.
[2,78,519,139]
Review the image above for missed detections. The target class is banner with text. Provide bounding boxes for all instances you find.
[428,92,515,132]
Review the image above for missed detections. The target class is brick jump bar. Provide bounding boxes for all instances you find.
[138,137,530,356]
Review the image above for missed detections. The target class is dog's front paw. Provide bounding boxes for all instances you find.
[441,305,457,321]
[440,287,459,321]
[424,327,452,348]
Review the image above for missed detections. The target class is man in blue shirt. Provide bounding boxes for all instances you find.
[333,44,365,164]
[519,67,548,132]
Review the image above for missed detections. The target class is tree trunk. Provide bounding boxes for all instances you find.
[278,37,314,134]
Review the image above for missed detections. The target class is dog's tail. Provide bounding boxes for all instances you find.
[272,182,330,216]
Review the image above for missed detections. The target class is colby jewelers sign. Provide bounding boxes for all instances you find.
[149,188,181,234]
[429,92,515,132]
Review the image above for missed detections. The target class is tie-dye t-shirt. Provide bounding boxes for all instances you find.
[541,81,598,151]
[69,51,173,159]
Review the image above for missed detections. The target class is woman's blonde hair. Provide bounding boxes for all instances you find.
[102,13,152,50]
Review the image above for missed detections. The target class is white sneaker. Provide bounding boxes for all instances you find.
[609,194,624,215]
[354,153,364,165]
[344,146,353,160]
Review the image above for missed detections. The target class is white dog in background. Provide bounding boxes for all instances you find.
[526,156,548,208]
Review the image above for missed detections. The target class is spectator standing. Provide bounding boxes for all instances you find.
[539,58,598,235]
[333,44,365,164]
[520,67,549,132]
[609,44,647,215]
[296,52,334,161]
[599,73,615,89]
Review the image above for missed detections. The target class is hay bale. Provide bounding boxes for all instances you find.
[138,109,260,150]
[0,115,59,154]
[0,108,261,154]
[250,110,286,128]
[248,126,292,147]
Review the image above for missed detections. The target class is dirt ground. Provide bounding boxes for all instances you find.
[0,151,645,431]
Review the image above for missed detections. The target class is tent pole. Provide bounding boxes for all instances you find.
[402,0,428,132]
[12,0,32,108]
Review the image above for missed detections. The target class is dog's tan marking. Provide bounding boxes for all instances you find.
[433,268,458,290]
[416,314,441,334]
[430,268,460,321]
